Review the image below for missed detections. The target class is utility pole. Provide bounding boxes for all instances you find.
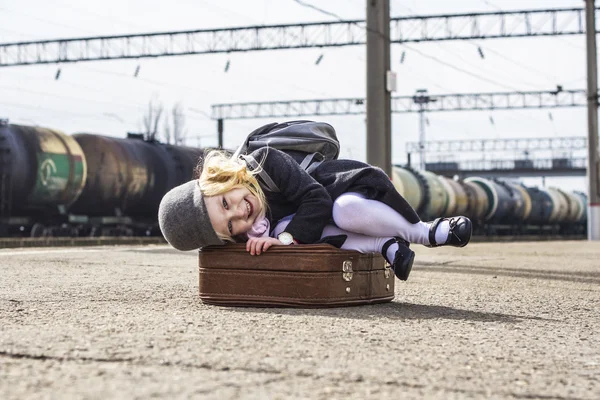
[217,118,224,149]
[585,0,600,240]
[366,0,391,176]
[412,89,437,170]
[418,109,426,170]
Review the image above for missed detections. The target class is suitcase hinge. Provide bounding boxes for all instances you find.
[342,260,353,281]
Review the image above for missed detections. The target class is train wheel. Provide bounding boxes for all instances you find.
[30,223,47,238]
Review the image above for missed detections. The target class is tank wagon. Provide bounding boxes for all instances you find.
[0,122,87,236]
[392,165,587,236]
[0,121,202,237]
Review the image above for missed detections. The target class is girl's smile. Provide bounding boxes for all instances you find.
[245,197,254,219]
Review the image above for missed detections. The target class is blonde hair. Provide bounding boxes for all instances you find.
[197,150,268,242]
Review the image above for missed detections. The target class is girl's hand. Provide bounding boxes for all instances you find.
[246,237,282,255]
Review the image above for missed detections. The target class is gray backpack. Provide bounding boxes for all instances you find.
[233,121,340,192]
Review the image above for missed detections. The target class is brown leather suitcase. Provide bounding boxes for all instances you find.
[198,244,395,307]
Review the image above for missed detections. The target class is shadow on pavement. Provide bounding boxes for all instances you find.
[416,262,600,285]
[221,301,555,324]
[124,250,600,284]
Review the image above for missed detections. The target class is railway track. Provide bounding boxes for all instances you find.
[0,234,585,249]
[0,236,167,249]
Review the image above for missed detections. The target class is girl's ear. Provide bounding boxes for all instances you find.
[193,167,202,179]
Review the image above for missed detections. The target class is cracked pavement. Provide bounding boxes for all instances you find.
[0,241,599,399]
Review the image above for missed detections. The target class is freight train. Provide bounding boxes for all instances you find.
[0,120,203,237]
[392,166,587,236]
[0,120,588,238]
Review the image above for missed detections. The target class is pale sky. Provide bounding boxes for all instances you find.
[0,0,592,192]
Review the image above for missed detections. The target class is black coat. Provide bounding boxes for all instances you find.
[250,148,420,244]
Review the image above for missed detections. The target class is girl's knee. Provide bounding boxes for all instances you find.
[332,194,365,229]
[333,192,365,215]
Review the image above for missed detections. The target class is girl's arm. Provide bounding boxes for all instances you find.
[255,148,332,244]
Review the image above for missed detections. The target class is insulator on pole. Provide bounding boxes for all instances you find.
[224,60,230,72]
[315,54,324,65]
[477,46,485,59]
[489,116,495,125]
[55,68,61,80]
[548,112,554,121]
[134,65,141,77]
[400,51,406,63]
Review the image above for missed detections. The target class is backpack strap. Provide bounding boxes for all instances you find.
[305,161,323,174]
[301,152,325,174]
[241,154,280,193]
[299,153,316,170]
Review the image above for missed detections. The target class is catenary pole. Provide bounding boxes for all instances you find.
[585,0,600,240]
[366,0,391,176]
[418,107,426,170]
[217,119,224,149]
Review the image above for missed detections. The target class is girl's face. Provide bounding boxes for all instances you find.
[204,186,263,238]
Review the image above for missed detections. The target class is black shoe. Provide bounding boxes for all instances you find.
[428,216,472,248]
[381,237,415,281]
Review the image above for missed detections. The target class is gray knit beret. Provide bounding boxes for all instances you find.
[158,180,224,251]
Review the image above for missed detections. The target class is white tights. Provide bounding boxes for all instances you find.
[272,218,398,262]
[332,192,450,246]
[271,192,451,260]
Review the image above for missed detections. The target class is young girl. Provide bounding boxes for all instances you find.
[158,136,471,282]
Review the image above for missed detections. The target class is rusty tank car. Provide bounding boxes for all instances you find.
[0,121,202,237]
[0,121,87,235]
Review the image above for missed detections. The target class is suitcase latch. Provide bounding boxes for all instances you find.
[384,264,391,279]
[342,260,353,281]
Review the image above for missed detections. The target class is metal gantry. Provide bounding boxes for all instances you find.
[405,136,588,153]
[422,157,587,178]
[394,89,586,112]
[211,89,587,119]
[0,7,594,67]
[212,98,366,119]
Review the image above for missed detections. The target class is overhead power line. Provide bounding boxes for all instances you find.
[292,0,346,20]
[390,0,562,88]
[293,0,527,94]
[0,7,593,67]
[399,43,523,91]
[211,89,587,119]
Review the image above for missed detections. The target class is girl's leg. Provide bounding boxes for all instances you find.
[272,217,394,257]
[332,192,454,246]
[321,225,391,254]
[272,218,414,280]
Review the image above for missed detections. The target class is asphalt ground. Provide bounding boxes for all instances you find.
[0,241,598,399]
